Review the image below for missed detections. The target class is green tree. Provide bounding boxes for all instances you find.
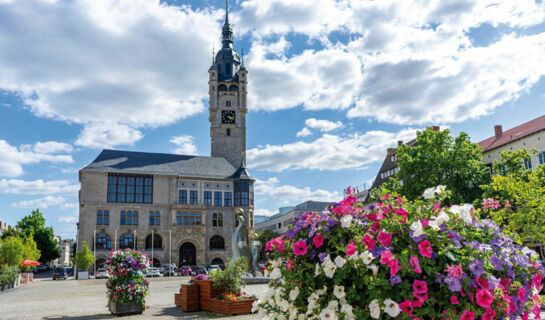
[390,127,489,204]
[75,241,94,271]
[480,148,545,245]
[0,237,25,266]
[17,209,60,263]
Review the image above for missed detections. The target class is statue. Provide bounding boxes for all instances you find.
[231,208,263,277]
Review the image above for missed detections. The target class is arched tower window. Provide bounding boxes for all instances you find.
[218,84,228,91]
[210,235,225,250]
[145,234,162,250]
[229,85,238,92]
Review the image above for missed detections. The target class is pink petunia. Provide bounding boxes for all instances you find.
[292,239,308,256]
[410,255,422,274]
[346,240,356,256]
[482,309,495,320]
[388,258,401,277]
[361,234,375,250]
[377,231,392,247]
[476,289,494,308]
[460,310,475,320]
[421,219,429,227]
[399,300,413,316]
[418,240,433,258]
[380,250,394,265]
[450,296,459,305]
[518,286,527,302]
[313,234,324,248]
[286,259,295,270]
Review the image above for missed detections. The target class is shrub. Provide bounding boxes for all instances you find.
[256,187,545,320]
[0,264,19,286]
[75,241,94,271]
[212,256,248,294]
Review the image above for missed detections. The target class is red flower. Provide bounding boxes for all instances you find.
[399,299,413,316]
[418,240,433,258]
[476,289,494,308]
[377,231,392,247]
[292,239,308,256]
[361,234,375,250]
[312,234,324,248]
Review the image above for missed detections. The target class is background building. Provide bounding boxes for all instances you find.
[77,3,254,270]
[255,201,330,234]
[0,221,14,237]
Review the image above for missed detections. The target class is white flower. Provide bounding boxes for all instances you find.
[263,287,274,300]
[369,299,381,319]
[360,251,374,264]
[327,300,339,311]
[321,254,332,267]
[423,187,436,199]
[289,287,300,301]
[334,256,346,268]
[435,185,446,194]
[428,218,439,231]
[251,299,261,313]
[315,263,321,277]
[298,314,307,320]
[323,260,337,278]
[341,214,353,228]
[449,204,473,224]
[522,247,539,259]
[384,298,400,317]
[308,293,319,305]
[367,264,378,275]
[272,258,283,268]
[410,220,425,237]
[270,267,282,280]
[348,250,360,260]
[316,286,327,296]
[333,285,345,299]
[436,210,450,225]
[319,308,338,320]
[280,299,290,312]
[341,304,354,319]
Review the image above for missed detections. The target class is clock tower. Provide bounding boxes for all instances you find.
[209,0,247,168]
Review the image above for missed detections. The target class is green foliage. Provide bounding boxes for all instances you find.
[389,127,489,204]
[211,256,248,293]
[0,227,18,240]
[0,236,25,266]
[480,148,545,244]
[75,241,94,270]
[16,210,60,263]
[0,264,19,286]
[21,237,41,272]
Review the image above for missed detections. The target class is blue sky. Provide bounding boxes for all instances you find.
[0,0,544,239]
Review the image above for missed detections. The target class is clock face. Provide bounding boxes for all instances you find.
[221,110,236,124]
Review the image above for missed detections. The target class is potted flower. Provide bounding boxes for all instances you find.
[75,241,93,280]
[255,186,545,319]
[105,249,150,315]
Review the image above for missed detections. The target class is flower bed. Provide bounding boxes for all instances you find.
[256,186,545,319]
[105,249,150,314]
[210,292,257,315]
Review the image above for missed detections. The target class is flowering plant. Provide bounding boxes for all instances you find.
[105,249,150,308]
[256,186,545,320]
[193,274,210,280]
[217,291,257,302]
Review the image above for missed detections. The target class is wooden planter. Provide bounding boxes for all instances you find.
[175,283,199,312]
[108,301,144,315]
[209,298,257,315]
[191,279,222,311]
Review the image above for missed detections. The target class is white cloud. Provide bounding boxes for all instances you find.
[12,196,66,209]
[58,215,78,224]
[0,140,74,177]
[255,177,339,204]
[254,208,277,217]
[60,202,78,210]
[305,118,342,132]
[295,127,312,137]
[30,141,73,154]
[170,134,197,155]
[247,128,418,172]
[0,179,79,195]
[0,0,222,146]
[75,122,143,149]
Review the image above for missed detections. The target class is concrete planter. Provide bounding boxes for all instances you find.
[108,301,144,315]
[78,271,89,280]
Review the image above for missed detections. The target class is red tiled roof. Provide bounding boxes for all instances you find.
[478,114,545,152]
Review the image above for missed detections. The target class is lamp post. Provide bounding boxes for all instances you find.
[93,229,96,277]
[151,229,154,268]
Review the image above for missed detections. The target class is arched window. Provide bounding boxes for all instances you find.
[211,257,224,266]
[96,233,111,250]
[229,85,238,92]
[218,84,228,91]
[119,233,135,249]
[210,235,225,250]
[145,234,162,250]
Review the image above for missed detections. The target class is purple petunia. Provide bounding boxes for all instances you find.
[390,275,402,286]
[468,258,485,278]
[444,277,462,292]
[490,255,503,271]
[487,275,500,289]
[318,252,328,263]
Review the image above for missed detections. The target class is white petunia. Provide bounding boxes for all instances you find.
[270,267,282,280]
[410,220,425,237]
[251,299,261,313]
[315,263,321,277]
[289,287,300,301]
[449,204,473,224]
[280,299,290,312]
[360,251,374,264]
[316,286,327,296]
[341,303,354,319]
[272,258,283,268]
[327,300,339,311]
[384,298,400,317]
[333,285,345,299]
[428,218,439,231]
[436,210,450,225]
[423,187,436,199]
[323,260,337,278]
[308,293,319,305]
[369,299,381,319]
[522,247,539,259]
[334,256,346,268]
[341,214,353,228]
[298,314,306,320]
[319,308,338,320]
[367,264,378,275]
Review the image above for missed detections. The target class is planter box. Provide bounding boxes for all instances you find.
[78,271,89,280]
[191,279,222,311]
[209,298,257,315]
[108,301,144,315]
[175,283,199,312]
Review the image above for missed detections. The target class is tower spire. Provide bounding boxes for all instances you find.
[225,0,229,24]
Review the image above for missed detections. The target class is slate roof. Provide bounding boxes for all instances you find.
[229,161,254,180]
[478,114,545,153]
[371,139,417,189]
[81,149,238,180]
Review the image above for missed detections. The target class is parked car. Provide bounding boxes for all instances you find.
[146,268,162,277]
[195,266,208,275]
[95,268,109,279]
[209,265,221,273]
[161,265,178,277]
[179,266,192,276]
[52,267,68,280]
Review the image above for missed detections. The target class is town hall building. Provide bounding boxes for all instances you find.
[77,4,254,269]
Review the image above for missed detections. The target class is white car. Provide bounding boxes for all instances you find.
[95,268,109,279]
[146,268,162,277]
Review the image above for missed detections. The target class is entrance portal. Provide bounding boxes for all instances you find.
[179,242,196,266]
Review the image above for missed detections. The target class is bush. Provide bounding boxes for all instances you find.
[75,241,94,271]
[256,187,545,320]
[212,256,248,294]
[0,264,18,286]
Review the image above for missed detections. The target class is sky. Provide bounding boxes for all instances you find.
[0,0,545,239]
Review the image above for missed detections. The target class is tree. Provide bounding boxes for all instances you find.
[0,237,25,266]
[390,127,489,204]
[75,241,94,271]
[480,148,545,246]
[16,210,60,263]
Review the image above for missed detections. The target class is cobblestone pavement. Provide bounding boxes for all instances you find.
[0,276,264,320]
